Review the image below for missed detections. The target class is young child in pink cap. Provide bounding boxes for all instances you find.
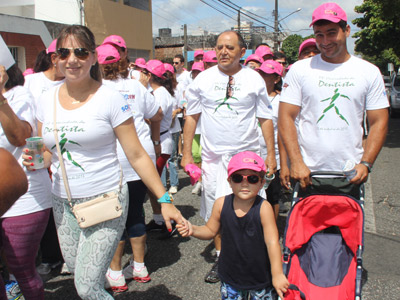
[177,151,289,299]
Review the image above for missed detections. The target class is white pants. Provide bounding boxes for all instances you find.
[201,152,265,221]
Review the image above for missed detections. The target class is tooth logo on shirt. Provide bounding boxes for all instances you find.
[51,132,85,171]
[317,88,350,125]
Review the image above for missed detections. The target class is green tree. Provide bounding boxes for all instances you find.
[281,34,315,64]
[352,0,400,73]
[281,34,303,64]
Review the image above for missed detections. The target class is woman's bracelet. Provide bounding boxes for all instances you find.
[157,192,173,204]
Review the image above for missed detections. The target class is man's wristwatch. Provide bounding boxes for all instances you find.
[360,161,373,173]
[153,140,161,146]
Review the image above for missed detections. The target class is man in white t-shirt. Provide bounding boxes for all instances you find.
[279,2,389,193]
[182,30,275,283]
[173,54,189,86]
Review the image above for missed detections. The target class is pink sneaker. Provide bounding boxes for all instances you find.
[105,269,128,292]
[123,264,151,283]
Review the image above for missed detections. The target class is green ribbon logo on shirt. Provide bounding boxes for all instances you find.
[317,88,350,125]
[51,133,85,172]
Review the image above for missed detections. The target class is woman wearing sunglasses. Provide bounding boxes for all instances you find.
[176,151,289,299]
[257,60,284,220]
[96,43,163,291]
[22,25,185,300]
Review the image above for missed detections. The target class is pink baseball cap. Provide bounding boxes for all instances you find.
[46,39,57,54]
[245,54,263,65]
[194,50,204,58]
[257,59,283,77]
[228,151,266,177]
[298,38,317,55]
[134,58,146,68]
[145,60,166,79]
[23,68,35,76]
[102,35,127,49]
[203,51,217,63]
[191,61,205,72]
[96,44,120,64]
[164,63,175,74]
[255,46,273,59]
[310,2,347,27]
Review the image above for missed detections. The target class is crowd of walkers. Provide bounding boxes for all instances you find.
[0,2,389,300]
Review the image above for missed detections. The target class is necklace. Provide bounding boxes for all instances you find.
[71,100,82,104]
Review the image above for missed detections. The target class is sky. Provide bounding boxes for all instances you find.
[152,0,363,54]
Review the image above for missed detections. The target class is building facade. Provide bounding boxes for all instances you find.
[0,0,153,70]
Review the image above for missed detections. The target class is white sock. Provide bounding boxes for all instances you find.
[216,250,221,257]
[153,214,164,225]
[133,261,145,270]
[108,268,122,280]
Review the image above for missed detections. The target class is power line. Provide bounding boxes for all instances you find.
[222,0,273,23]
[199,0,237,22]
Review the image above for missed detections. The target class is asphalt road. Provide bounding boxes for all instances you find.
[40,117,400,300]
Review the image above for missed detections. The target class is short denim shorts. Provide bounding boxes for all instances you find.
[220,281,277,300]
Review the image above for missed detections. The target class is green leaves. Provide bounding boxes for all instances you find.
[353,0,400,73]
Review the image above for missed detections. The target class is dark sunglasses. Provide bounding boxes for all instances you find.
[230,174,261,184]
[173,61,180,65]
[57,48,92,60]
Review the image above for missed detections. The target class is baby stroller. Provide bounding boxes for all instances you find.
[282,172,365,300]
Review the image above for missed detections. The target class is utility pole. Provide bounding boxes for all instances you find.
[273,0,279,52]
[78,0,84,25]
[184,24,188,69]
[238,10,241,34]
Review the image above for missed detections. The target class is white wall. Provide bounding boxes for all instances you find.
[0,0,81,25]
[35,0,81,25]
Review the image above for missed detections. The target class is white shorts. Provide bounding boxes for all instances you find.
[200,152,265,221]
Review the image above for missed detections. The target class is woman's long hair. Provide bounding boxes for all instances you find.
[151,71,175,97]
[56,25,101,82]
[5,65,24,91]
[100,58,129,80]
[33,50,52,73]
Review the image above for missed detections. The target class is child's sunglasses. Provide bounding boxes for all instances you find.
[57,48,92,60]
[230,174,261,184]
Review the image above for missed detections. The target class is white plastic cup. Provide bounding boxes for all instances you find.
[25,137,45,169]
[343,160,356,181]
[263,173,275,189]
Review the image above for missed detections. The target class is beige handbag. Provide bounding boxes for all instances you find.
[52,89,123,228]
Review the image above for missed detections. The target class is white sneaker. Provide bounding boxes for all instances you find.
[169,186,178,194]
[36,261,62,275]
[191,182,202,195]
[60,263,71,275]
[123,263,151,283]
[105,268,128,292]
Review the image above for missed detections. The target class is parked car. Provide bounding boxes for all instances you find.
[389,73,400,117]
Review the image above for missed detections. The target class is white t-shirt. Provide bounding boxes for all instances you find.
[258,93,280,169]
[103,78,159,181]
[1,86,52,218]
[153,86,173,155]
[280,55,389,172]
[176,70,190,86]
[37,84,132,198]
[186,65,272,159]
[24,72,64,111]
[130,69,141,81]
[170,89,183,134]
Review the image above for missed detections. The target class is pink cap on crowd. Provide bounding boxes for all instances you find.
[46,39,57,54]
[191,61,205,72]
[203,51,217,63]
[298,38,317,55]
[310,2,347,26]
[228,151,267,177]
[145,60,166,78]
[164,63,175,74]
[102,35,127,49]
[96,44,120,64]
[245,54,263,65]
[257,60,283,77]
[134,58,146,68]
[255,46,273,59]
[23,68,35,76]
[194,50,204,58]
